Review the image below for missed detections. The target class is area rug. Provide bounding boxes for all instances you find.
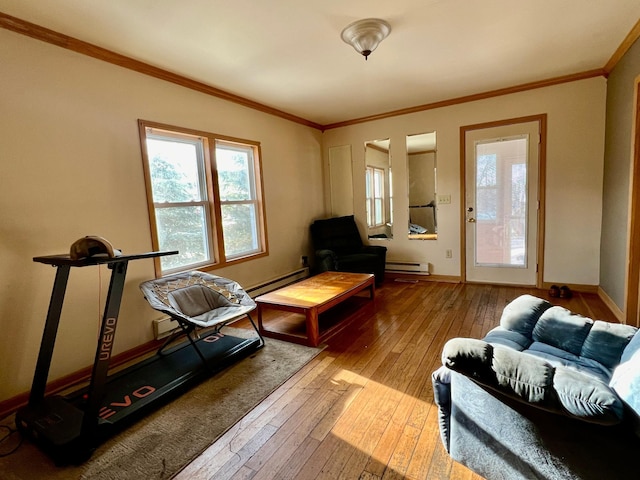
[0,328,322,480]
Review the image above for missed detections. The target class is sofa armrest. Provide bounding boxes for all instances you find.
[442,337,624,425]
[432,366,452,452]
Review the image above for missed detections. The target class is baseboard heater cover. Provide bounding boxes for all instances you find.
[246,267,310,297]
[385,261,430,275]
[152,267,310,339]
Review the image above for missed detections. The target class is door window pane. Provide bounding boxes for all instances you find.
[475,137,528,267]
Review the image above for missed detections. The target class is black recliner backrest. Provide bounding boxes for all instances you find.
[310,215,363,254]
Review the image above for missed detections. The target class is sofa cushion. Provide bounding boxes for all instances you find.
[581,320,637,369]
[526,342,612,382]
[484,327,531,351]
[168,285,233,317]
[621,329,640,363]
[532,306,593,356]
[498,294,552,337]
[611,344,640,421]
[553,367,624,424]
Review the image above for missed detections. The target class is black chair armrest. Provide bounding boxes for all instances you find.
[315,249,337,272]
[362,245,387,255]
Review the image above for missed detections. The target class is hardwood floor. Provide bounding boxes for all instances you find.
[176,280,617,480]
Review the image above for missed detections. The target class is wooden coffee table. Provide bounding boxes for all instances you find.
[255,271,375,347]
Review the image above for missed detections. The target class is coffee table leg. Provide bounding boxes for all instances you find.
[306,308,320,347]
[257,303,265,336]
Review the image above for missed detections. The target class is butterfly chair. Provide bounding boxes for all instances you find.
[140,271,264,368]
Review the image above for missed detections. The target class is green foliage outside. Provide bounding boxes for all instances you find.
[147,140,259,271]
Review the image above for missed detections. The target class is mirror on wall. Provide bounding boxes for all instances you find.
[407,132,437,240]
[365,139,393,239]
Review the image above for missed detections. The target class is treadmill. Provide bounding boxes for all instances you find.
[15,251,262,464]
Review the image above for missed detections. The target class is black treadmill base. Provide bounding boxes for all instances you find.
[16,330,262,465]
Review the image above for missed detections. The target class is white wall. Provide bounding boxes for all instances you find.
[322,78,607,283]
[0,29,324,402]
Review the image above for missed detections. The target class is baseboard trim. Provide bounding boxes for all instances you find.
[0,338,163,419]
[598,286,625,323]
[541,282,599,294]
[386,272,461,283]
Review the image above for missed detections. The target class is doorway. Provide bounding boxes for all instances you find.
[461,116,546,286]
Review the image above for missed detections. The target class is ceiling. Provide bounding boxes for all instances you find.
[1,1,640,127]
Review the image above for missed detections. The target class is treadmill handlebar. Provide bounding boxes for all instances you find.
[33,250,178,267]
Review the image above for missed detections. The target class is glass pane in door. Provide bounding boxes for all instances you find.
[474,136,528,267]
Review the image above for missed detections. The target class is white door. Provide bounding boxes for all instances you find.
[464,121,540,285]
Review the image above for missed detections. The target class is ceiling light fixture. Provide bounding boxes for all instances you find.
[341,18,391,60]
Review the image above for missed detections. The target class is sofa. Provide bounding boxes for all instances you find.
[432,294,640,479]
[310,215,387,283]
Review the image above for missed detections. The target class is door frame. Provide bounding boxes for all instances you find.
[624,77,640,326]
[460,114,547,287]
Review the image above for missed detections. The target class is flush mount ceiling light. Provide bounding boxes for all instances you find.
[341,18,391,60]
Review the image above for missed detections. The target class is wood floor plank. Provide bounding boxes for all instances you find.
[249,391,339,479]
[176,282,617,480]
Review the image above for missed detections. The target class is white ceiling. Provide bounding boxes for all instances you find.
[2,1,640,127]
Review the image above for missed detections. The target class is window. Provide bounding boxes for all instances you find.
[139,121,267,275]
[365,166,385,227]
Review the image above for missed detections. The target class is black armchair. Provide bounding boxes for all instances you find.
[310,215,387,283]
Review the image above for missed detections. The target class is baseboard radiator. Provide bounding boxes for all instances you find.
[152,267,311,339]
[385,260,430,275]
[245,267,310,297]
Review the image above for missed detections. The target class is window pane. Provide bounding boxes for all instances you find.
[221,204,259,257]
[155,206,210,270]
[374,170,383,196]
[146,138,203,203]
[217,146,252,201]
[374,199,383,224]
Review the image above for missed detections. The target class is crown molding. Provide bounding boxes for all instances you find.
[1,11,636,132]
[0,12,323,130]
[604,18,640,74]
[322,69,605,130]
